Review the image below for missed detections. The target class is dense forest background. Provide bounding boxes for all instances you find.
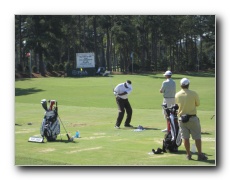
[15,15,215,76]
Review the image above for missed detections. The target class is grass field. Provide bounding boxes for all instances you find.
[15,72,216,166]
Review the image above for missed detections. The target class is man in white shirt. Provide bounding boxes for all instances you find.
[160,70,176,132]
[113,80,133,129]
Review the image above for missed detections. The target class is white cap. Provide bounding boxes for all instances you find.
[180,78,190,86]
[163,70,172,76]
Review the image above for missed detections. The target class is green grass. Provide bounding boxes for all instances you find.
[15,73,216,166]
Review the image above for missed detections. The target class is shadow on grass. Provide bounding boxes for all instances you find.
[138,71,215,79]
[201,132,211,135]
[15,123,22,126]
[151,76,183,80]
[179,71,215,77]
[166,150,215,165]
[120,127,160,130]
[45,139,78,144]
[15,78,32,82]
[144,127,161,130]
[15,87,44,96]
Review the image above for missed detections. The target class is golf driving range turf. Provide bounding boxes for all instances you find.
[15,73,216,166]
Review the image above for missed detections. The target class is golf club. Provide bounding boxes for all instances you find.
[58,114,73,142]
[41,99,48,111]
[211,115,215,119]
[56,101,73,142]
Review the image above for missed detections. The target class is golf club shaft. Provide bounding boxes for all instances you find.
[56,103,72,141]
[58,114,71,140]
[57,114,68,134]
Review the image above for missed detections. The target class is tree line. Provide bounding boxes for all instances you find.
[15,15,215,75]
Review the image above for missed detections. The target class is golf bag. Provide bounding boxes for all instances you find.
[40,99,60,141]
[162,103,182,152]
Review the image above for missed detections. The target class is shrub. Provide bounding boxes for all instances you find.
[53,63,59,71]
[16,64,23,72]
[32,66,37,73]
[24,66,30,73]
[46,62,53,72]
[58,63,64,71]
[65,62,71,72]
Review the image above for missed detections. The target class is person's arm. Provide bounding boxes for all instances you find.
[194,92,200,107]
[113,85,119,95]
[160,82,164,93]
[114,85,128,96]
[125,86,132,94]
[118,92,128,96]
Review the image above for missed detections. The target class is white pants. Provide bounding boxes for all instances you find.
[162,98,175,119]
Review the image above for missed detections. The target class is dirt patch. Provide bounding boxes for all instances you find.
[39,148,56,153]
[68,147,102,154]
[71,123,87,127]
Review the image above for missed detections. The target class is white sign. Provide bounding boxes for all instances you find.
[28,136,44,143]
[76,53,95,68]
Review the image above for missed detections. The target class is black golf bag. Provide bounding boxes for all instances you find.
[162,103,182,152]
[40,99,60,141]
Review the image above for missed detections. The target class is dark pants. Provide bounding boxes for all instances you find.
[115,97,132,127]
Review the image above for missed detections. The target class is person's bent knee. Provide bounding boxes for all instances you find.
[118,109,125,114]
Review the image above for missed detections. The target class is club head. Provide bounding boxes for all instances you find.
[69,137,74,142]
[172,104,179,110]
[162,103,167,109]
[66,134,74,142]
[41,99,48,111]
[41,99,47,103]
[48,100,56,103]
[48,100,57,110]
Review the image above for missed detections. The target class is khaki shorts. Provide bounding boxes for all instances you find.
[179,116,201,140]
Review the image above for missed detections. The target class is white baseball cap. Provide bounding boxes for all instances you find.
[163,70,172,76]
[180,78,190,86]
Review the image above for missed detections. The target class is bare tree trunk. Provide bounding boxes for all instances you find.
[199,34,203,71]
[106,27,111,71]
[93,16,99,67]
[37,42,45,76]
[19,15,22,68]
[169,44,172,70]
[83,16,86,52]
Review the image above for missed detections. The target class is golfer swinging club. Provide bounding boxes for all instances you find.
[113,80,133,129]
